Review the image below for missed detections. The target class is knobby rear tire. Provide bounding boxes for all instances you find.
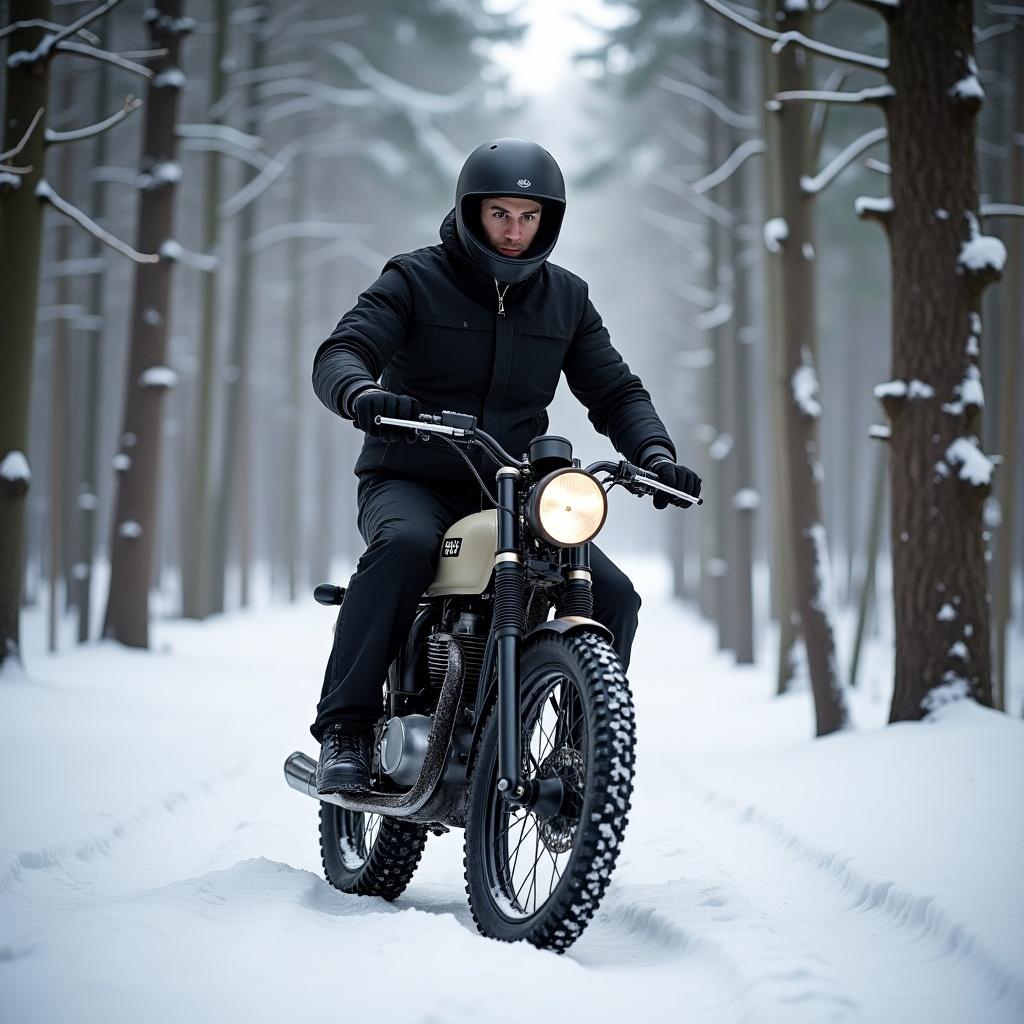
[319,804,429,901]
[463,631,636,952]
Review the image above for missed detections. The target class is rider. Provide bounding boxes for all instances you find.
[311,138,701,795]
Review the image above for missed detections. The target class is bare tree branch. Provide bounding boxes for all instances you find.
[0,107,45,171]
[48,0,125,49]
[768,84,894,109]
[36,179,158,263]
[697,0,889,71]
[45,95,141,144]
[865,156,891,175]
[828,0,899,15]
[976,22,1016,44]
[801,126,888,194]
[656,74,757,130]
[981,203,1024,218]
[54,40,154,79]
[327,41,477,114]
[692,138,766,194]
[0,19,99,44]
[246,220,375,254]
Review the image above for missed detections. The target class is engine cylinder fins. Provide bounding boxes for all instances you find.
[428,631,486,699]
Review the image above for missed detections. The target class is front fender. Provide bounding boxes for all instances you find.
[467,616,614,768]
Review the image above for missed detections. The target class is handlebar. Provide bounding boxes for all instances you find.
[375,412,703,508]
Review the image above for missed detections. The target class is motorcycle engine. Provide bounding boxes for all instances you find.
[427,610,487,703]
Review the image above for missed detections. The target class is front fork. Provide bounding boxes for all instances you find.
[493,467,593,812]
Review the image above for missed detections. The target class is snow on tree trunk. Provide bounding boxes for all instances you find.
[0,1,52,672]
[771,1,848,735]
[103,1,189,648]
[883,0,999,720]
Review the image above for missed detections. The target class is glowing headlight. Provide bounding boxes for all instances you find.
[527,469,608,547]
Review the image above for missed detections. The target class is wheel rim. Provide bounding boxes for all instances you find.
[483,671,589,921]
[336,809,383,871]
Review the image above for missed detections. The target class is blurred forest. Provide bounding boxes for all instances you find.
[1,0,1021,724]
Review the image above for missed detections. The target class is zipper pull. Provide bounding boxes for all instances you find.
[495,279,509,318]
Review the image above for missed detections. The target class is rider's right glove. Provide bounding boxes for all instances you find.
[351,388,422,441]
[643,454,702,510]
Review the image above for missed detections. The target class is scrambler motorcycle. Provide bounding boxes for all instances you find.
[284,410,700,952]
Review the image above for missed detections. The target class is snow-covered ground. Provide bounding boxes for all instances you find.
[2,560,1022,1024]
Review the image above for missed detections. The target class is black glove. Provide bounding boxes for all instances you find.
[351,388,421,441]
[644,455,701,510]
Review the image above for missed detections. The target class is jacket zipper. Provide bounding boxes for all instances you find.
[495,279,510,318]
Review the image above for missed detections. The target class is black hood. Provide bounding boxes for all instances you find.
[454,138,566,285]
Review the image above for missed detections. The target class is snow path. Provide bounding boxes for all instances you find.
[2,562,1022,1023]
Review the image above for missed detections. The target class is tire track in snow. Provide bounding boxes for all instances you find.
[675,775,1024,1021]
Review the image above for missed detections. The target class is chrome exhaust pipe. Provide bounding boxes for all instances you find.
[282,638,464,816]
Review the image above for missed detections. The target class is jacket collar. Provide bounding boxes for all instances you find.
[439,208,539,307]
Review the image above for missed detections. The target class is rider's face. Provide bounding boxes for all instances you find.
[479,197,542,258]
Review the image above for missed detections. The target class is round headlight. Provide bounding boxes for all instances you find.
[527,469,608,547]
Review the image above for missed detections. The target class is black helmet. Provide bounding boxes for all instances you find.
[455,138,566,284]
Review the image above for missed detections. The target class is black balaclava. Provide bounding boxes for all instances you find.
[454,138,566,284]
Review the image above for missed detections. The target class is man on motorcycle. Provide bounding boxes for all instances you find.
[311,138,701,795]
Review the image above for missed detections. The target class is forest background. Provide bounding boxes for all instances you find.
[1,0,1021,727]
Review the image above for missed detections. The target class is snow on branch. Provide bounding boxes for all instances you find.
[655,75,757,130]
[768,84,894,110]
[865,157,891,175]
[855,193,893,225]
[696,0,888,71]
[0,107,45,174]
[801,126,887,195]
[45,95,141,144]
[327,40,476,115]
[691,138,766,194]
[980,203,1024,219]
[158,239,217,271]
[176,123,261,150]
[36,179,158,263]
[178,137,269,172]
[958,211,1006,281]
[53,40,154,79]
[975,22,1016,45]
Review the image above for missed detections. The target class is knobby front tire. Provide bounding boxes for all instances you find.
[463,631,636,952]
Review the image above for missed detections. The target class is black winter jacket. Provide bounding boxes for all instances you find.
[312,211,676,484]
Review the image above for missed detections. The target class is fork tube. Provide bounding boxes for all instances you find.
[493,468,526,800]
[560,543,594,618]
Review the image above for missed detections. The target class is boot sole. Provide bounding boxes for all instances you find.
[316,769,371,796]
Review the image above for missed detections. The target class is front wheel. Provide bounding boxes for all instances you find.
[464,632,636,952]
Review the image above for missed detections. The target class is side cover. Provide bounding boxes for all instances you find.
[428,510,498,596]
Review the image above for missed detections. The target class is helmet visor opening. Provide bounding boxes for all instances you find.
[461,194,565,262]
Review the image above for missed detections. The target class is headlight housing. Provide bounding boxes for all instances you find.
[526,469,608,547]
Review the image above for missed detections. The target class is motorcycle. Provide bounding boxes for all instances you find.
[284,410,700,952]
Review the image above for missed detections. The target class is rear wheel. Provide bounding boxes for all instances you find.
[319,804,428,900]
[463,631,635,951]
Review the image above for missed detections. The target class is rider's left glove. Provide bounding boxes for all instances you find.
[351,388,421,441]
[643,454,702,510]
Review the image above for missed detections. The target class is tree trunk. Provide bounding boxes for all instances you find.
[772,1,848,735]
[102,1,188,647]
[884,0,996,720]
[74,36,111,643]
[207,7,266,615]
[725,29,756,665]
[850,442,887,688]
[181,0,229,619]
[0,1,52,673]
[990,25,1023,711]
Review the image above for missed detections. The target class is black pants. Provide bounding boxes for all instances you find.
[312,473,641,741]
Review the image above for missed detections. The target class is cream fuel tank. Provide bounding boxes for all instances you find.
[427,511,498,596]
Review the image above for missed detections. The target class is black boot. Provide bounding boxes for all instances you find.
[316,722,372,795]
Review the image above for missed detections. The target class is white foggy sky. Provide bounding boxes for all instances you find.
[486,0,629,95]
